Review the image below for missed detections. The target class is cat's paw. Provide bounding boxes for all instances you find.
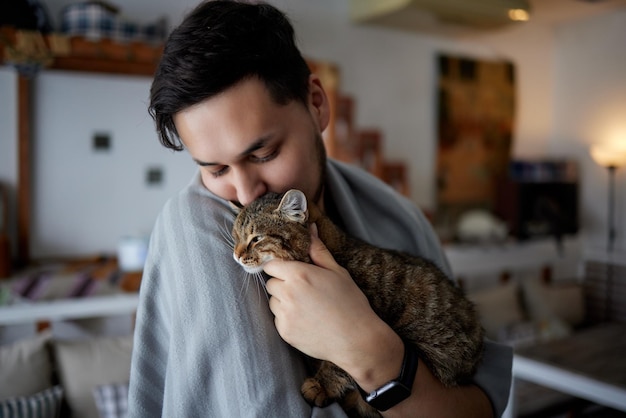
[301,377,332,407]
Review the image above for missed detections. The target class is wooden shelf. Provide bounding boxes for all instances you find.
[0,27,163,76]
[0,293,139,326]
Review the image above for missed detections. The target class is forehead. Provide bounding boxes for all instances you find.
[173,78,307,159]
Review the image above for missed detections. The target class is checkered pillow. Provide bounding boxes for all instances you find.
[92,382,128,418]
[0,385,63,418]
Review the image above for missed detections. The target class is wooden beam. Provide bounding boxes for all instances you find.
[50,56,157,76]
[17,75,31,266]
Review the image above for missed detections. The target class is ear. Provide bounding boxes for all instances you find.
[277,190,308,224]
[228,200,242,215]
[308,75,330,133]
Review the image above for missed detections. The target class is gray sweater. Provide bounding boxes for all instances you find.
[127,159,512,417]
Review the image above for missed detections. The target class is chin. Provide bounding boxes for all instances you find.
[243,265,265,275]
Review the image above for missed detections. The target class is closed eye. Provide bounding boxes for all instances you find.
[210,165,229,178]
[249,147,279,164]
[247,235,263,250]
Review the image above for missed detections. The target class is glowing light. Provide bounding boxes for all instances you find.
[508,9,530,22]
[590,142,626,168]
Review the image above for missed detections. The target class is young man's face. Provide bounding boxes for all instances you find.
[174,76,329,207]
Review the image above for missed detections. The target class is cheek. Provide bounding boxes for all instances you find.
[200,170,235,201]
[269,143,322,195]
[271,162,315,198]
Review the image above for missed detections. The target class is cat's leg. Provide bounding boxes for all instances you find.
[302,361,382,417]
[415,335,482,387]
[301,361,353,408]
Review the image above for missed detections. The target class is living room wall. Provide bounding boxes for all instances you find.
[1,0,624,258]
[551,11,626,254]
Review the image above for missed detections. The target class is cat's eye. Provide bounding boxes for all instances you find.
[247,235,263,250]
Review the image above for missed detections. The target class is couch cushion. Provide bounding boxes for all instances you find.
[53,335,133,418]
[0,331,53,400]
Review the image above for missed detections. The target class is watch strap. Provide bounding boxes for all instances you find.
[363,339,419,411]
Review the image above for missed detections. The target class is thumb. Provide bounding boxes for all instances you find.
[308,223,339,270]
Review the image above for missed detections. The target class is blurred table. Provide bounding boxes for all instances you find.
[504,322,626,417]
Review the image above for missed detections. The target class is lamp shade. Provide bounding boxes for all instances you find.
[590,143,626,168]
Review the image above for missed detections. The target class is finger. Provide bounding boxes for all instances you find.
[264,275,282,297]
[263,259,289,279]
[308,223,339,270]
[267,292,280,315]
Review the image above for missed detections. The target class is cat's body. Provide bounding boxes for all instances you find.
[232,190,484,417]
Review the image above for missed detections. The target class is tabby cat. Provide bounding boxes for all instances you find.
[231,189,484,417]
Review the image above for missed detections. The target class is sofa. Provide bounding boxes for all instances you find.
[464,268,590,416]
[0,257,139,418]
[0,330,132,418]
[466,272,586,345]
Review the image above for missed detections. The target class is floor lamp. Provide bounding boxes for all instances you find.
[590,144,626,321]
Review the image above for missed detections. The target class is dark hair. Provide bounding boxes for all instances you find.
[149,0,312,151]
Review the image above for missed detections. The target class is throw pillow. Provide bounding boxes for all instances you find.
[0,331,53,400]
[522,276,585,327]
[0,385,63,418]
[53,335,133,418]
[466,281,525,340]
[92,382,128,418]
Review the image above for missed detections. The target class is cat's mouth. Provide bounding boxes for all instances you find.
[233,253,271,275]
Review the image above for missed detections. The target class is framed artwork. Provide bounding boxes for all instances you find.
[435,54,516,239]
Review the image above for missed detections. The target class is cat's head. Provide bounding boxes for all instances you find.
[232,189,311,274]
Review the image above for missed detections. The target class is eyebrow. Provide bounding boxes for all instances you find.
[193,137,270,167]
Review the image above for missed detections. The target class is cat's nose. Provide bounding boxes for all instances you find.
[233,244,245,261]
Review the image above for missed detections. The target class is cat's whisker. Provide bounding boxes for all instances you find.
[239,272,251,299]
[236,270,270,302]
[218,219,235,249]
[254,271,269,301]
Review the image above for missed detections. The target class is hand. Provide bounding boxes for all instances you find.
[263,224,385,368]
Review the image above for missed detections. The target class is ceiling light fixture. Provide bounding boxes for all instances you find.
[508,8,530,22]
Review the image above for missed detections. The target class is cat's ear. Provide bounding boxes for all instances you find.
[228,200,242,215]
[277,189,308,224]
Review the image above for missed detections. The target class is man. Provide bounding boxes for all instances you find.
[127,1,512,417]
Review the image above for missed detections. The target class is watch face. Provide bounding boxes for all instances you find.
[365,381,411,411]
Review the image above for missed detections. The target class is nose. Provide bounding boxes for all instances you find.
[234,168,266,206]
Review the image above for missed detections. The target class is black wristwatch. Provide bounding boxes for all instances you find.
[363,339,419,411]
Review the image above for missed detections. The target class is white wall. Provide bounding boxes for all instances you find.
[550,10,626,253]
[30,72,195,256]
[1,0,624,258]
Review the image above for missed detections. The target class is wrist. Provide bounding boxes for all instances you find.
[363,339,420,411]
[341,321,404,393]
